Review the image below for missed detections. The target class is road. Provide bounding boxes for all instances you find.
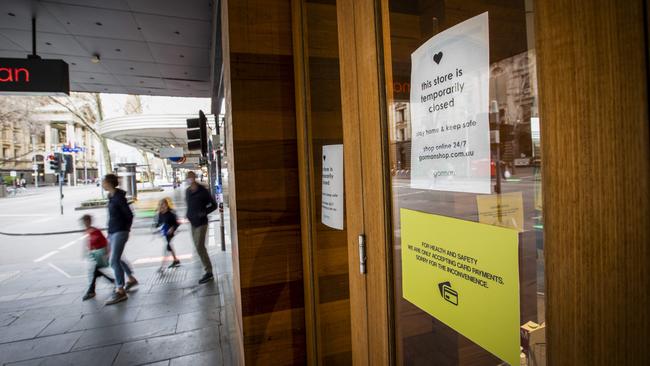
[0,184,222,275]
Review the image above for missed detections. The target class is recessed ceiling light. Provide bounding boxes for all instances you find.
[184,72,188,75]
[95,22,102,26]
[137,27,142,30]
[66,21,71,25]
[8,12,16,17]
[174,31,180,35]
[179,54,184,58]
[89,77,95,80]
[91,54,101,63]
[71,62,77,66]
[129,67,134,70]
[45,42,52,46]
[115,48,121,52]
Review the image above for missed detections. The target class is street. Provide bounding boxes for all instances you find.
[0,185,236,366]
[0,184,220,266]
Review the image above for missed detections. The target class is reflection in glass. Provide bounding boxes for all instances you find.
[385,1,545,365]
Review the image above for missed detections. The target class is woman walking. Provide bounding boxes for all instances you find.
[102,174,138,305]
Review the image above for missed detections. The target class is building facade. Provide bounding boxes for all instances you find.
[0,98,101,185]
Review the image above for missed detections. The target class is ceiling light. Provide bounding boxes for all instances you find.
[179,54,184,58]
[129,67,134,70]
[8,12,16,17]
[91,54,101,63]
[174,31,180,35]
[45,42,52,46]
[95,22,102,26]
[170,144,175,148]
[115,48,121,52]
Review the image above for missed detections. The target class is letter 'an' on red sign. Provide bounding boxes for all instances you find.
[0,67,30,82]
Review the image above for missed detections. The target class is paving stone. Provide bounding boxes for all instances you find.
[6,344,121,366]
[113,327,221,366]
[0,310,23,326]
[170,349,223,366]
[0,319,52,343]
[0,293,80,312]
[0,332,83,365]
[72,315,178,351]
[176,307,221,333]
[37,315,82,337]
[134,295,219,321]
[0,294,21,303]
[143,361,170,366]
[16,290,46,300]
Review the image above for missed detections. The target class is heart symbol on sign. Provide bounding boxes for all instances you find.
[433,51,443,64]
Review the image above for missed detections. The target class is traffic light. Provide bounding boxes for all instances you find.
[49,153,63,172]
[186,110,208,157]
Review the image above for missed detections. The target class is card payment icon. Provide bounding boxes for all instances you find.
[438,281,459,306]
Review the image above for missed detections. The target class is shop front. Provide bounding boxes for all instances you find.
[219,0,649,365]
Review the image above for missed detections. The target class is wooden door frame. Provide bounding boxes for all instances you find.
[337,0,394,365]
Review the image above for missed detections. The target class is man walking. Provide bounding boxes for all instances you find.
[185,171,217,284]
[102,174,138,305]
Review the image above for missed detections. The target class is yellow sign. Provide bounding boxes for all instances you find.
[401,209,520,366]
[476,192,524,231]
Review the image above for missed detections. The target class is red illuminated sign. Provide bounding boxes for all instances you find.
[0,58,68,95]
[0,67,30,82]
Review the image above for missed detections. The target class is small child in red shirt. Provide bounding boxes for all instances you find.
[81,214,114,301]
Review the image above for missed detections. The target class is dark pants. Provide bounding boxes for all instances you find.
[165,234,175,253]
[88,265,114,293]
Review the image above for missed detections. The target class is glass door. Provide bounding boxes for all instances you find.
[381,1,546,365]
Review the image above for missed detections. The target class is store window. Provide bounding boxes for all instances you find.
[385,1,545,365]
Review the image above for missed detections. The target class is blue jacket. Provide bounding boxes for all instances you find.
[107,189,133,234]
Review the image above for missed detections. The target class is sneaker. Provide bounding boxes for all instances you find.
[82,292,96,301]
[198,272,214,284]
[168,260,180,268]
[124,279,139,292]
[105,291,128,305]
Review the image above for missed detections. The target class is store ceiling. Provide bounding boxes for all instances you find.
[0,0,215,97]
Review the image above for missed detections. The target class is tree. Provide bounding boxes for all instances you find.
[0,96,47,166]
[48,93,112,174]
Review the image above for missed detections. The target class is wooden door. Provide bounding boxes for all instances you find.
[337,0,393,365]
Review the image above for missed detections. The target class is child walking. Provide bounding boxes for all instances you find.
[155,198,181,270]
[80,214,114,301]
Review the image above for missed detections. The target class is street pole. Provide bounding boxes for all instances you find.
[31,135,38,188]
[59,171,64,215]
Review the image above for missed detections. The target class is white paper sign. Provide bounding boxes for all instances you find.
[409,12,491,193]
[322,144,344,230]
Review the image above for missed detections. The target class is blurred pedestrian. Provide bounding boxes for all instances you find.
[102,174,138,305]
[185,171,217,284]
[80,214,114,301]
[155,197,180,271]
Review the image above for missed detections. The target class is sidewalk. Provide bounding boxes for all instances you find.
[0,225,237,365]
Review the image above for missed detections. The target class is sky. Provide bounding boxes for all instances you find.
[100,94,211,119]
